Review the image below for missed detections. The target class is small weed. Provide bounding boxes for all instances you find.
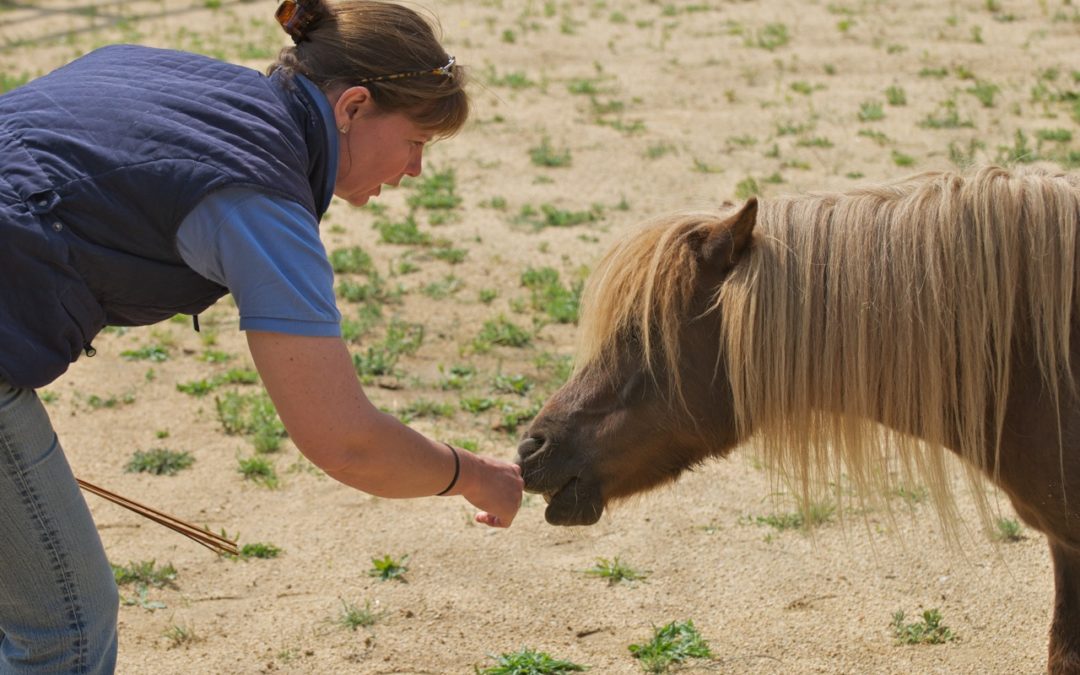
[1037,128,1072,143]
[405,167,462,211]
[751,501,834,531]
[239,542,283,559]
[891,150,916,167]
[199,348,234,363]
[734,177,759,201]
[176,379,216,397]
[375,214,431,246]
[645,142,678,159]
[858,129,890,146]
[121,585,166,611]
[496,402,541,433]
[487,69,536,90]
[120,345,170,362]
[584,557,649,585]
[993,517,1024,542]
[567,77,607,96]
[891,608,956,645]
[892,485,929,505]
[422,274,464,300]
[751,23,790,51]
[885,85,907,106]
[398,398,455,422]
[0,72,30,94]
[337,599,382,630]
[920,100,973,129]
[796,136,833,148]
[997,130,1036,164]
[628,620,712,673]
[432,245,468,264]
[534,352,573,388]
[461,396,498,414]
[474,316,533,352]
[125,448,194,476]
[521,266,583,323]
[163,624,200,648]
[478,648,586,674]
[237,456,279,488]
[85,392,135,410]
[515,203,601,230]
[529,137,572,168]
[483,196,508,210]
[967,80,1000,107]
[478,288,499,304]
[857,100,885,121]
[789,81,822,96]
[492,373,535,396]
[948,138,986,168]
[438,363,477,390]
[369,554,409,582]
[112,560,178,589]
[337,272,400,304]
[215,391,286,453]
[329,246,375,275]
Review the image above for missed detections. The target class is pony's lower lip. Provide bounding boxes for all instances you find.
[544,477,604,526]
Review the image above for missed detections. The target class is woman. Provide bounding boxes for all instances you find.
[0,1,524,671]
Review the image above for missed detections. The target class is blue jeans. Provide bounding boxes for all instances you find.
[0,377,117,674]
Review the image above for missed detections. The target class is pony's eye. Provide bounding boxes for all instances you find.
[617,370,649,406]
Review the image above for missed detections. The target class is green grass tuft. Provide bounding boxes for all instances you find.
[125,448,194,476]
[628,620,712,673]
[477,647,587,674]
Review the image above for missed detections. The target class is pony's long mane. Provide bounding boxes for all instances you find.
[578,166,1080,530]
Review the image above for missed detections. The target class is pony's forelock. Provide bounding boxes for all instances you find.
[575,211,726,408]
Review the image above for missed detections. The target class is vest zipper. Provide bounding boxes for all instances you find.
[192,314,200,332]
[83,343,97,357]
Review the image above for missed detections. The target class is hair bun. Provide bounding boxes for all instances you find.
[275,0,323,44]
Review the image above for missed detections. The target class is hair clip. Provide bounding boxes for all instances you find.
[276,0,318,44]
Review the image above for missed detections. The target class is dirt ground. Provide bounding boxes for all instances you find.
[2,0,1078,672]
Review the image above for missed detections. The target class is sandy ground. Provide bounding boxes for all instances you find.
[2,0,1079,672]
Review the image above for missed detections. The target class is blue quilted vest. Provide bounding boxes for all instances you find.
[0,45,334,388]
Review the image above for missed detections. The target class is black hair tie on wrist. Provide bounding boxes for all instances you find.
[436,443,460,496]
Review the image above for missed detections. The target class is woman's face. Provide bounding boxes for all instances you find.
[331,87,432,206]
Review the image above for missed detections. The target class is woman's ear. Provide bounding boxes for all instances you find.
[332,85,374,132]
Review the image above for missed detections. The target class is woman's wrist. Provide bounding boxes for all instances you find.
[435,443,460,496]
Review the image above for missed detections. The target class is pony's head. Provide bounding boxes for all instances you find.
[516,199,758,525]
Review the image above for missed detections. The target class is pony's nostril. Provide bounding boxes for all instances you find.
[516,435,545,463]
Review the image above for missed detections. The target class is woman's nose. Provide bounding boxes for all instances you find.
[405,149,423,177]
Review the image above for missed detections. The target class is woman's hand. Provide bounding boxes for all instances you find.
[452,451,525,528]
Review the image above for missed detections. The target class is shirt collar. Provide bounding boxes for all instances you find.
[291,73,338,215]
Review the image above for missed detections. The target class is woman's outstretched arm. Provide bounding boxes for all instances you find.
[246,330,524,527]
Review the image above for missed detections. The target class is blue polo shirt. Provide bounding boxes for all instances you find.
[176,74,342,337]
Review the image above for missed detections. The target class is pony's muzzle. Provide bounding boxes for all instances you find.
[514,435,547,493]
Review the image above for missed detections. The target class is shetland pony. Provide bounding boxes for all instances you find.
[517,166,1080,673]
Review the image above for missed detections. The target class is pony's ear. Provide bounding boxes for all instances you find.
[699,197,757,269]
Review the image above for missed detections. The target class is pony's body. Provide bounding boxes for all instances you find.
[517,166,1080,673]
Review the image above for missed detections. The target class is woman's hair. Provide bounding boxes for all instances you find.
[268,0,468,138]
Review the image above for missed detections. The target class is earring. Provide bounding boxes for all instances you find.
[338,124,349,134]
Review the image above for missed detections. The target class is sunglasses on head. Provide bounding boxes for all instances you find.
[355,56,456,85]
